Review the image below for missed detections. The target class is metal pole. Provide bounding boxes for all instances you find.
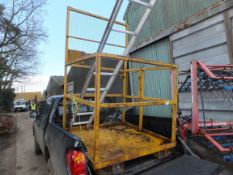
[101,0,158,97]
[79,0,124,99]
[63,7,70,129]
[191,61,200,134]
[123,0,157,56]
[139,70,144,131]
[88,0,158,124]
[122,24,129,124]
[198,71,206,128]
[93,54,101,162]
[122,61,128,124]
[171,70,178,142]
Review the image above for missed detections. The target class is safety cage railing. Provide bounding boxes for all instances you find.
[63,52,178,155]
[62,6,178,169]
[64,6,127,57]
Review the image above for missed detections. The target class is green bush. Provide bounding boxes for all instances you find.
[0,89,16,112]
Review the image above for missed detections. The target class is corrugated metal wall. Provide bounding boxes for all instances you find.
[125,0,233,119]
[170,8,233,121]
[170,12,231,82]
[125,0,222,45]
[46,77,63,98]
[129,38,172,118]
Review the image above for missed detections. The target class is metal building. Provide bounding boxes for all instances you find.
[124,0,233,120]
[45,76,64,98]
[66,50,123,95]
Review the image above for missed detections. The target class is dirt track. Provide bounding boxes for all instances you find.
[0,112,48,175]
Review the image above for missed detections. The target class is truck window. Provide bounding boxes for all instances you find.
[52,98,73,128]
[52,98,92,128]
[38,99,55,121]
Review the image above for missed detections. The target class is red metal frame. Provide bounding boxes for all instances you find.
[190,61,233,153]
[197,62,233,80]
[199,120,233,128]
[191,61,233,134]
[203,132,233,152]
[191,61,200,134]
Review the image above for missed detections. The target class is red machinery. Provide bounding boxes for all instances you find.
[179,61,233,153]
[0,114,13,133]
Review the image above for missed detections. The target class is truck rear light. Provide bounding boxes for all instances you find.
[66,149,87,175]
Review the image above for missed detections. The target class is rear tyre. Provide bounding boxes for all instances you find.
[34,137,42,155]
[47,158,54,175]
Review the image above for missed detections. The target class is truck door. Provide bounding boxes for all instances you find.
[34,99,55,153]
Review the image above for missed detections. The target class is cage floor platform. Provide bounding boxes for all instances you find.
[70,123,175,170]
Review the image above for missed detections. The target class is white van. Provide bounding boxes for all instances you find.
[14,99,30,112]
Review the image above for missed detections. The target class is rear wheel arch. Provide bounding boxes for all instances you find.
[32,126,35,136]
[44,145,50,162]
[44,146,56,175]
[34,137,42,155]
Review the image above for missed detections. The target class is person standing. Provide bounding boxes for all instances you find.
[30,101,38,118]
[31,102,37,111]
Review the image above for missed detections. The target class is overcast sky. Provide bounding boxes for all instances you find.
[13,0,128,93]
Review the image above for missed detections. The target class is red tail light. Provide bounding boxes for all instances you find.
[66,149,87,175]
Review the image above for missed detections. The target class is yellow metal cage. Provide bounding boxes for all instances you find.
[63,53,178,170]
[63,7,178,170]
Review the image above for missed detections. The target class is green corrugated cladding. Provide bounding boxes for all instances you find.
[129,38,172,118]
[125,0,222,45]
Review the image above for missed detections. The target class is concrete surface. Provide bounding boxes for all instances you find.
[0,124,16,175]
[0,112,48,175]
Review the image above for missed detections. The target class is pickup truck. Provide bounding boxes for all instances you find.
[33,96,92,175]
[33,96,224,175]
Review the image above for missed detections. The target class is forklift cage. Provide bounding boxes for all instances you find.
[62,6,178,169]
[63,53,178,169]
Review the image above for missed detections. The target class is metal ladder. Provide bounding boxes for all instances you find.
[72,0,158,126]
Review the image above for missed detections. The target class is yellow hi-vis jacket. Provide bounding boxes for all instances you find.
[31,103,36,111]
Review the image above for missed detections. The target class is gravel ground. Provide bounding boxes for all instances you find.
[0,112,48,175]
[0,130,16,175]
[0,114,16,175]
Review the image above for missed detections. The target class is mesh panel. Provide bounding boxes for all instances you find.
[68,9,126,55]
[179,70,233,105]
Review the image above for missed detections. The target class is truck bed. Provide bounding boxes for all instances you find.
[70,123,175,170]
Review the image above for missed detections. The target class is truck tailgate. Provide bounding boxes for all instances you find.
[140,155,222,175]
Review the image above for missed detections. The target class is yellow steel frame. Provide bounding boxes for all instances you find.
[63,6,127,128]
[63,6,178,170]
[63,53,178,169]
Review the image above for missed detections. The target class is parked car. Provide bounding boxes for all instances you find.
[14,99,30,112]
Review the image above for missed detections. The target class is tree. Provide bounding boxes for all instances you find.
[0,89,15,112]
[0,0,47,90]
